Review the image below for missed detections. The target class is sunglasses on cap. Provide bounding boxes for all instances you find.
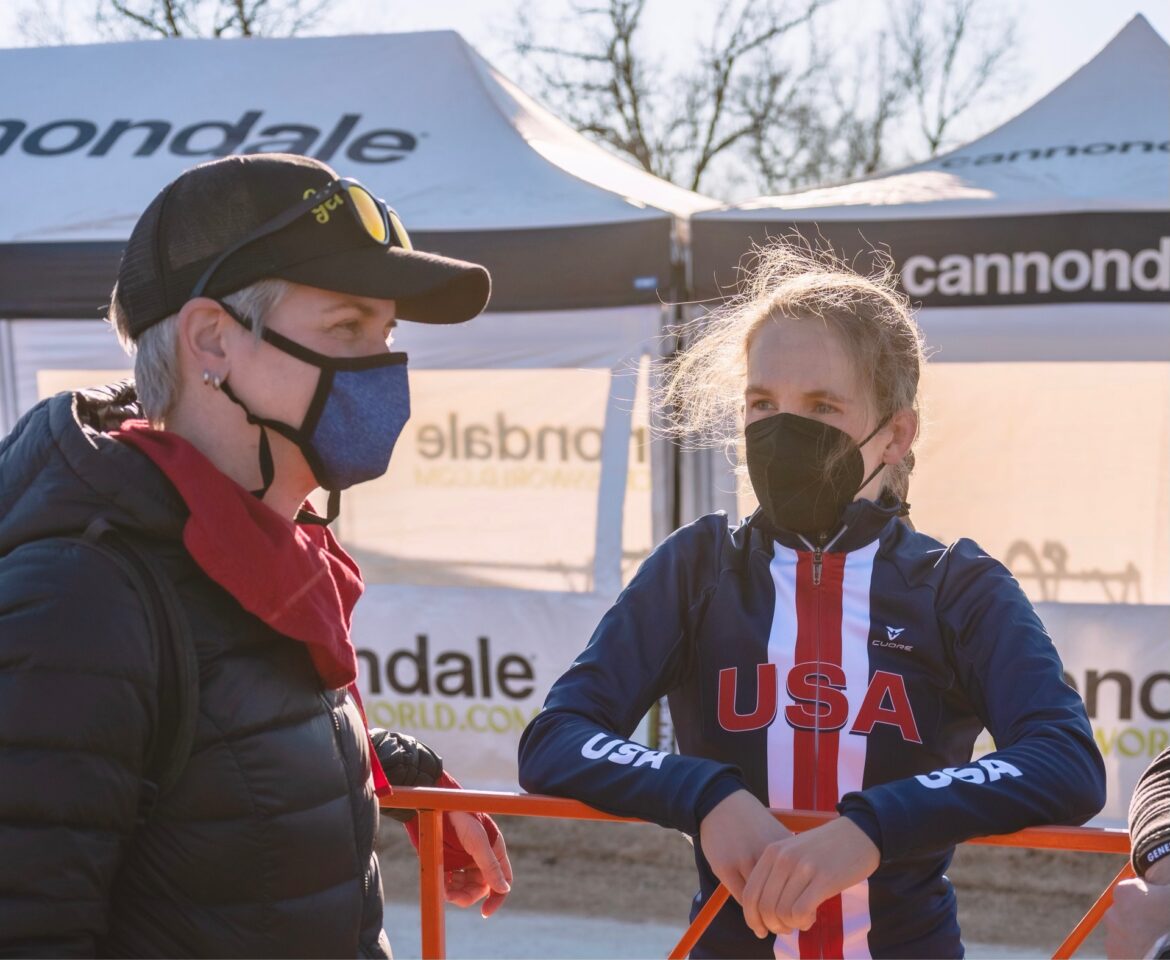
[189,177,412,300]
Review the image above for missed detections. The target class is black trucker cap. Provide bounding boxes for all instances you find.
[114,153,490,339]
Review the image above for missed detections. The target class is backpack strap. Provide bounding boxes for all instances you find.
[80,518,199,823]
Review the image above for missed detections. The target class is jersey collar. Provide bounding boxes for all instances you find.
[750,493,907,554]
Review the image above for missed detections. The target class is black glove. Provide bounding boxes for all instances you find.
[370,729,443,822]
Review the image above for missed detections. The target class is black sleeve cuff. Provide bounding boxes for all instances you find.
[693,772,747,834]
[838,794,884,859]
[1133,836,1170,879]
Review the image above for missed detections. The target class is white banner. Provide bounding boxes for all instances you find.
[975,603,1170,828]
[352,585,612,789]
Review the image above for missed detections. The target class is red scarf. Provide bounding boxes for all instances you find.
[115,421,501,867]
[114,420,390,794]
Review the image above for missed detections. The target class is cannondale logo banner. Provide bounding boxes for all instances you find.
[778,212,1170,306]
[902,238,1170,301]
[0,111,419,164]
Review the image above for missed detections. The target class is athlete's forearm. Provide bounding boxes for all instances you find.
[518,709,744,836]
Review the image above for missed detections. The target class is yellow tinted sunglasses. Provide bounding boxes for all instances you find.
[190,177,411,299]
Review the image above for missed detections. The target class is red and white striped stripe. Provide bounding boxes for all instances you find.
[766,540,879,959]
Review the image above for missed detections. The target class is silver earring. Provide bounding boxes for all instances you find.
[203,370,223,390]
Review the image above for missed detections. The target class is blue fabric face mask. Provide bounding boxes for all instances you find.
[216,301,410,524]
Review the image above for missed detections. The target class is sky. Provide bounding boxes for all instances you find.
[1,0,1166,194]
[328,0,1169,150]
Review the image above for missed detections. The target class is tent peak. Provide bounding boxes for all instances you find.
[1118,13,1166,43]
[699,9,1169,218]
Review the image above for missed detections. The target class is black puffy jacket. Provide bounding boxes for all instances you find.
[0,383,390,957]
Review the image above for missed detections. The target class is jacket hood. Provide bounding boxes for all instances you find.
[0,381,186,555]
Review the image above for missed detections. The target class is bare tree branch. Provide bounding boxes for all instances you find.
[513,0,833,194]
[73,0,330,39]
[513,0,1019,198]
[892,0,1018,155]
[104,0,178,36]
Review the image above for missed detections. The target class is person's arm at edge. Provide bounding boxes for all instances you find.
[1130,747,1170,881]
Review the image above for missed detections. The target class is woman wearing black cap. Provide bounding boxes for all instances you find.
[0,153,509,956]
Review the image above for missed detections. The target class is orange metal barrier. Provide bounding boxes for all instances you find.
[381,788,1131,960]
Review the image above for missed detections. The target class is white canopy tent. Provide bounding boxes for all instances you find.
[693,14,1168,360]
[0,31,717,786]
[689,16,1170,823]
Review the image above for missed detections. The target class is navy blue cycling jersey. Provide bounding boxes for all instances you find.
[518,497,1105,959]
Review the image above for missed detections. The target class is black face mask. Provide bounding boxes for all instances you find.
[745,412,888,539]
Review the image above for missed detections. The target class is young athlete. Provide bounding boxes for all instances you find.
[518,244,1105,958]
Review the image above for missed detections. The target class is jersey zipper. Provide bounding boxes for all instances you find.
[796,525,848,959]
[798,526,848,587]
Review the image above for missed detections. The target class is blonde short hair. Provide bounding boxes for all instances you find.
[109,279,289,425]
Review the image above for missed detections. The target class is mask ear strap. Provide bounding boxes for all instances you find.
[858,413,893,449]
[854,413,894,496]
[858,460,886,492]
[220,379,276,499]
[253,426,275,499]
[296,489,340,526]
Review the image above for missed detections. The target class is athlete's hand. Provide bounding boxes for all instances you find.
[698,789,793,931]
[1104,875,1170,960]
[739,817,880,938]
[444,812,513,917]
